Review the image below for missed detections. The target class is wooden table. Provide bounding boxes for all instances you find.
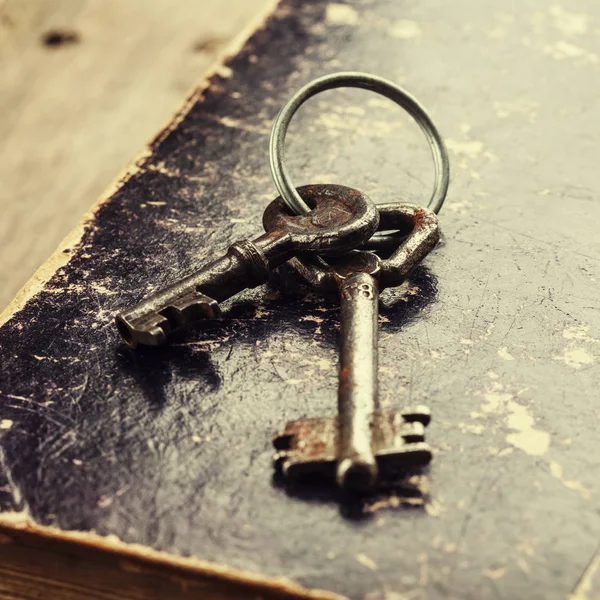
[0,0,269,309]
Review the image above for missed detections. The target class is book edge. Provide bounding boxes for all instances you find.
[0,511,347,600]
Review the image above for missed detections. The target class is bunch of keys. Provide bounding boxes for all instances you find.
[116,72,450,495]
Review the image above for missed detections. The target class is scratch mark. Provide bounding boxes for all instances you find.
[0,446,29,515]
[569,547,600,600]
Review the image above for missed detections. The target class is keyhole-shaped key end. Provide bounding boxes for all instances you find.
[336,457,378,494]
[263,184,379,257]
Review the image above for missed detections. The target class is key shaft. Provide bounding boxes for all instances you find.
[337,271,380,492]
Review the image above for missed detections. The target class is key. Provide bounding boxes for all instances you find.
[116,184,379,348]
[272,202,440,494]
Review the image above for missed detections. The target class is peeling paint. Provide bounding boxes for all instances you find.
[300,315,324,324]
[458,422,485,435]
[474,380,550,457]
[554,326,597,369]
[549,6,588,36]
[484,565,508,580]
[355,553,378,571]
[389,20,422,40]
[550,461,591,501]
[447,200,473,215]
[481,382,512,414]
[497,347,515,361]
[425,500,444,518]
[493,99,539,122]
[505,400,550,456]
[544,41,598,63]
[325,4,359,26]
[563,326,599,343]
[554,347,595,369]
[317,358,332,371]
[254,306,269,319]
[446,139,484,160]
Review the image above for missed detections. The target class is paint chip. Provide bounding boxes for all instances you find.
[325,4,359,25]
[389,19,422,39]
[497,347,515,361]
[484,565,508,580]
[550,461,591,500]
[544,41,598,63]
[98,496,113,508]
[505,400,550,456]
[425,499,444,517]
[549,6,588,36]
[554,346,595,370]
[446,139,484,160]
[356,553,378,571]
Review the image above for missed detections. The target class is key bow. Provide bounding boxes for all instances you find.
[287,202,440,291]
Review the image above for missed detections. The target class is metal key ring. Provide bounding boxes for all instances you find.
[269,72,450,216]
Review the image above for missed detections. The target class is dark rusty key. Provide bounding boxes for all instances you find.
[116,184,379,348]
[271,202,440,494]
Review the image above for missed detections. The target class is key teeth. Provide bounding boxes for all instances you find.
[116,314,168,348]
[273,451,290,474]
[117,293,221,347]
[387,442,433,468]
[273,432,294,451]
[402,421,426,443]
[273,409,433,490]
[401,405,431,426]
[165,293,222,325]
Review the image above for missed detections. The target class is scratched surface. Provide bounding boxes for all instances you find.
[1,1,600,598]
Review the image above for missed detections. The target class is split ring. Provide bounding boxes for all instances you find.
[269,72,450,215]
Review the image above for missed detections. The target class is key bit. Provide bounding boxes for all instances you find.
[116,184,379,348]
[272,202,440,494]
[117,291,221,348]
[274,406,432,486]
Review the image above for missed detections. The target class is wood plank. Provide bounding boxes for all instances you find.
[0,0,269,309]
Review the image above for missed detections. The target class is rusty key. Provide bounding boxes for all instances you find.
[116,185,379,348]
[271,202,440,494]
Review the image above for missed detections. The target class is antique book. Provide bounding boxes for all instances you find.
[1,1,599,599]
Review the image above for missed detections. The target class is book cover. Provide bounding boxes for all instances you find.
[1,1,599,598]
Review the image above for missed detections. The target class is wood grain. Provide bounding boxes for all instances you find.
[0,0,269,310]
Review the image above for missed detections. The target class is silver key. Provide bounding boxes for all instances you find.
[116,185,379,348]
[272,202,440,494]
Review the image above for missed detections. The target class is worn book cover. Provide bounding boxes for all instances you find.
[1,1,599,598]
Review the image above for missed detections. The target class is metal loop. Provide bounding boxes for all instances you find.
[269,72,450,215]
